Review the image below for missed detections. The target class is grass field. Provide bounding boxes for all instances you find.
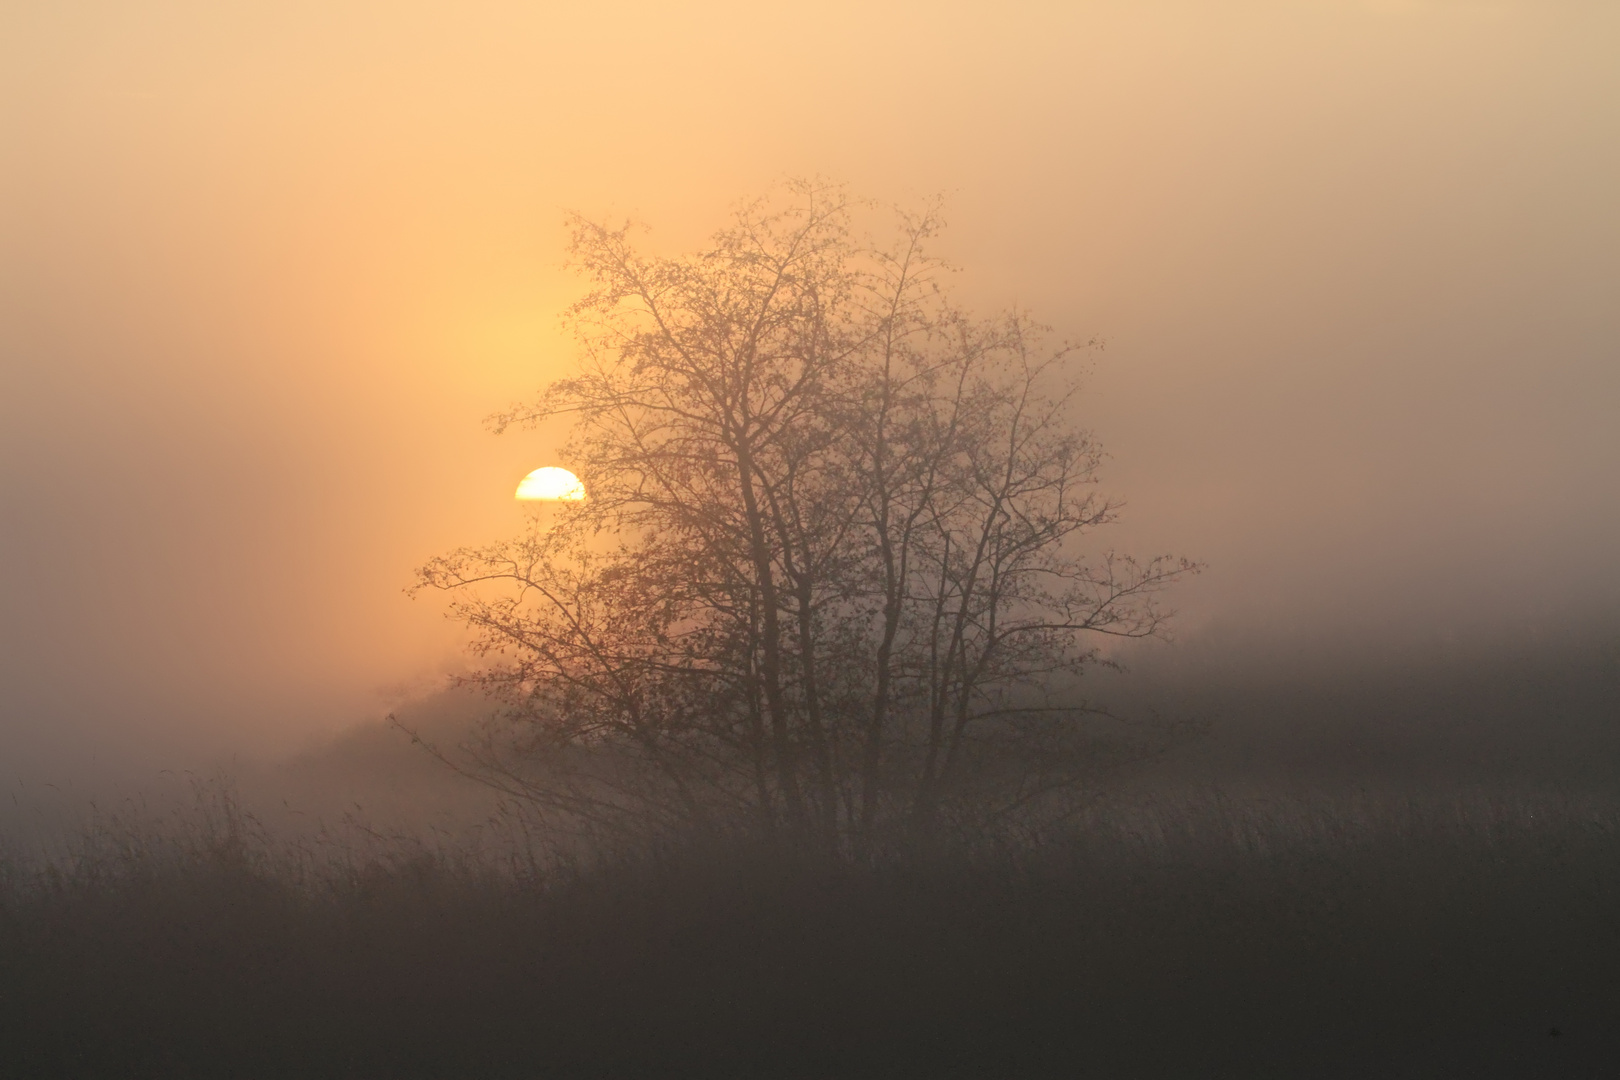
[3,778,1617,1078]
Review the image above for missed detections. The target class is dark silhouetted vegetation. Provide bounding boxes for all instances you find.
[416,181,1195,851]
[4,778,1620,1077]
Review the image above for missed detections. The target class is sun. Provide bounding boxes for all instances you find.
[515,466,585,502]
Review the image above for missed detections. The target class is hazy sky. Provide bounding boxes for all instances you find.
[3,1,1617,772]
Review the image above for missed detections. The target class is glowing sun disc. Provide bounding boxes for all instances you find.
[515,466,585,501]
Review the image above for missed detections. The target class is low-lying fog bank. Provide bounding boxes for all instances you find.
[4,623,1618,1075]
[5,616,1617,865]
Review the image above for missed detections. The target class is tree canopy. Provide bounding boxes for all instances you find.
[418,181,1195,850]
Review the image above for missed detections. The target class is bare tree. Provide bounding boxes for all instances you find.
[416,181,1195,850]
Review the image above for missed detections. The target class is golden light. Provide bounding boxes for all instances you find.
[515,466,585,502]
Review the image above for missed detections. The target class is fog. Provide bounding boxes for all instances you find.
[3,0,1617,779]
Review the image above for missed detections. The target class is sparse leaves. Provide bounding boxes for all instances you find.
[422,183,1198,848]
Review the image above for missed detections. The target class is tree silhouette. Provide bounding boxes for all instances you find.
[418,181,1195,849]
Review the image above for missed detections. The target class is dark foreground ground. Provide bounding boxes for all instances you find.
[3,788,1618,1080]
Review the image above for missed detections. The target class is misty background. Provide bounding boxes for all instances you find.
[3,0,1617,787]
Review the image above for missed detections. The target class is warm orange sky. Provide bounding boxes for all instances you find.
[3,1,1617,771]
